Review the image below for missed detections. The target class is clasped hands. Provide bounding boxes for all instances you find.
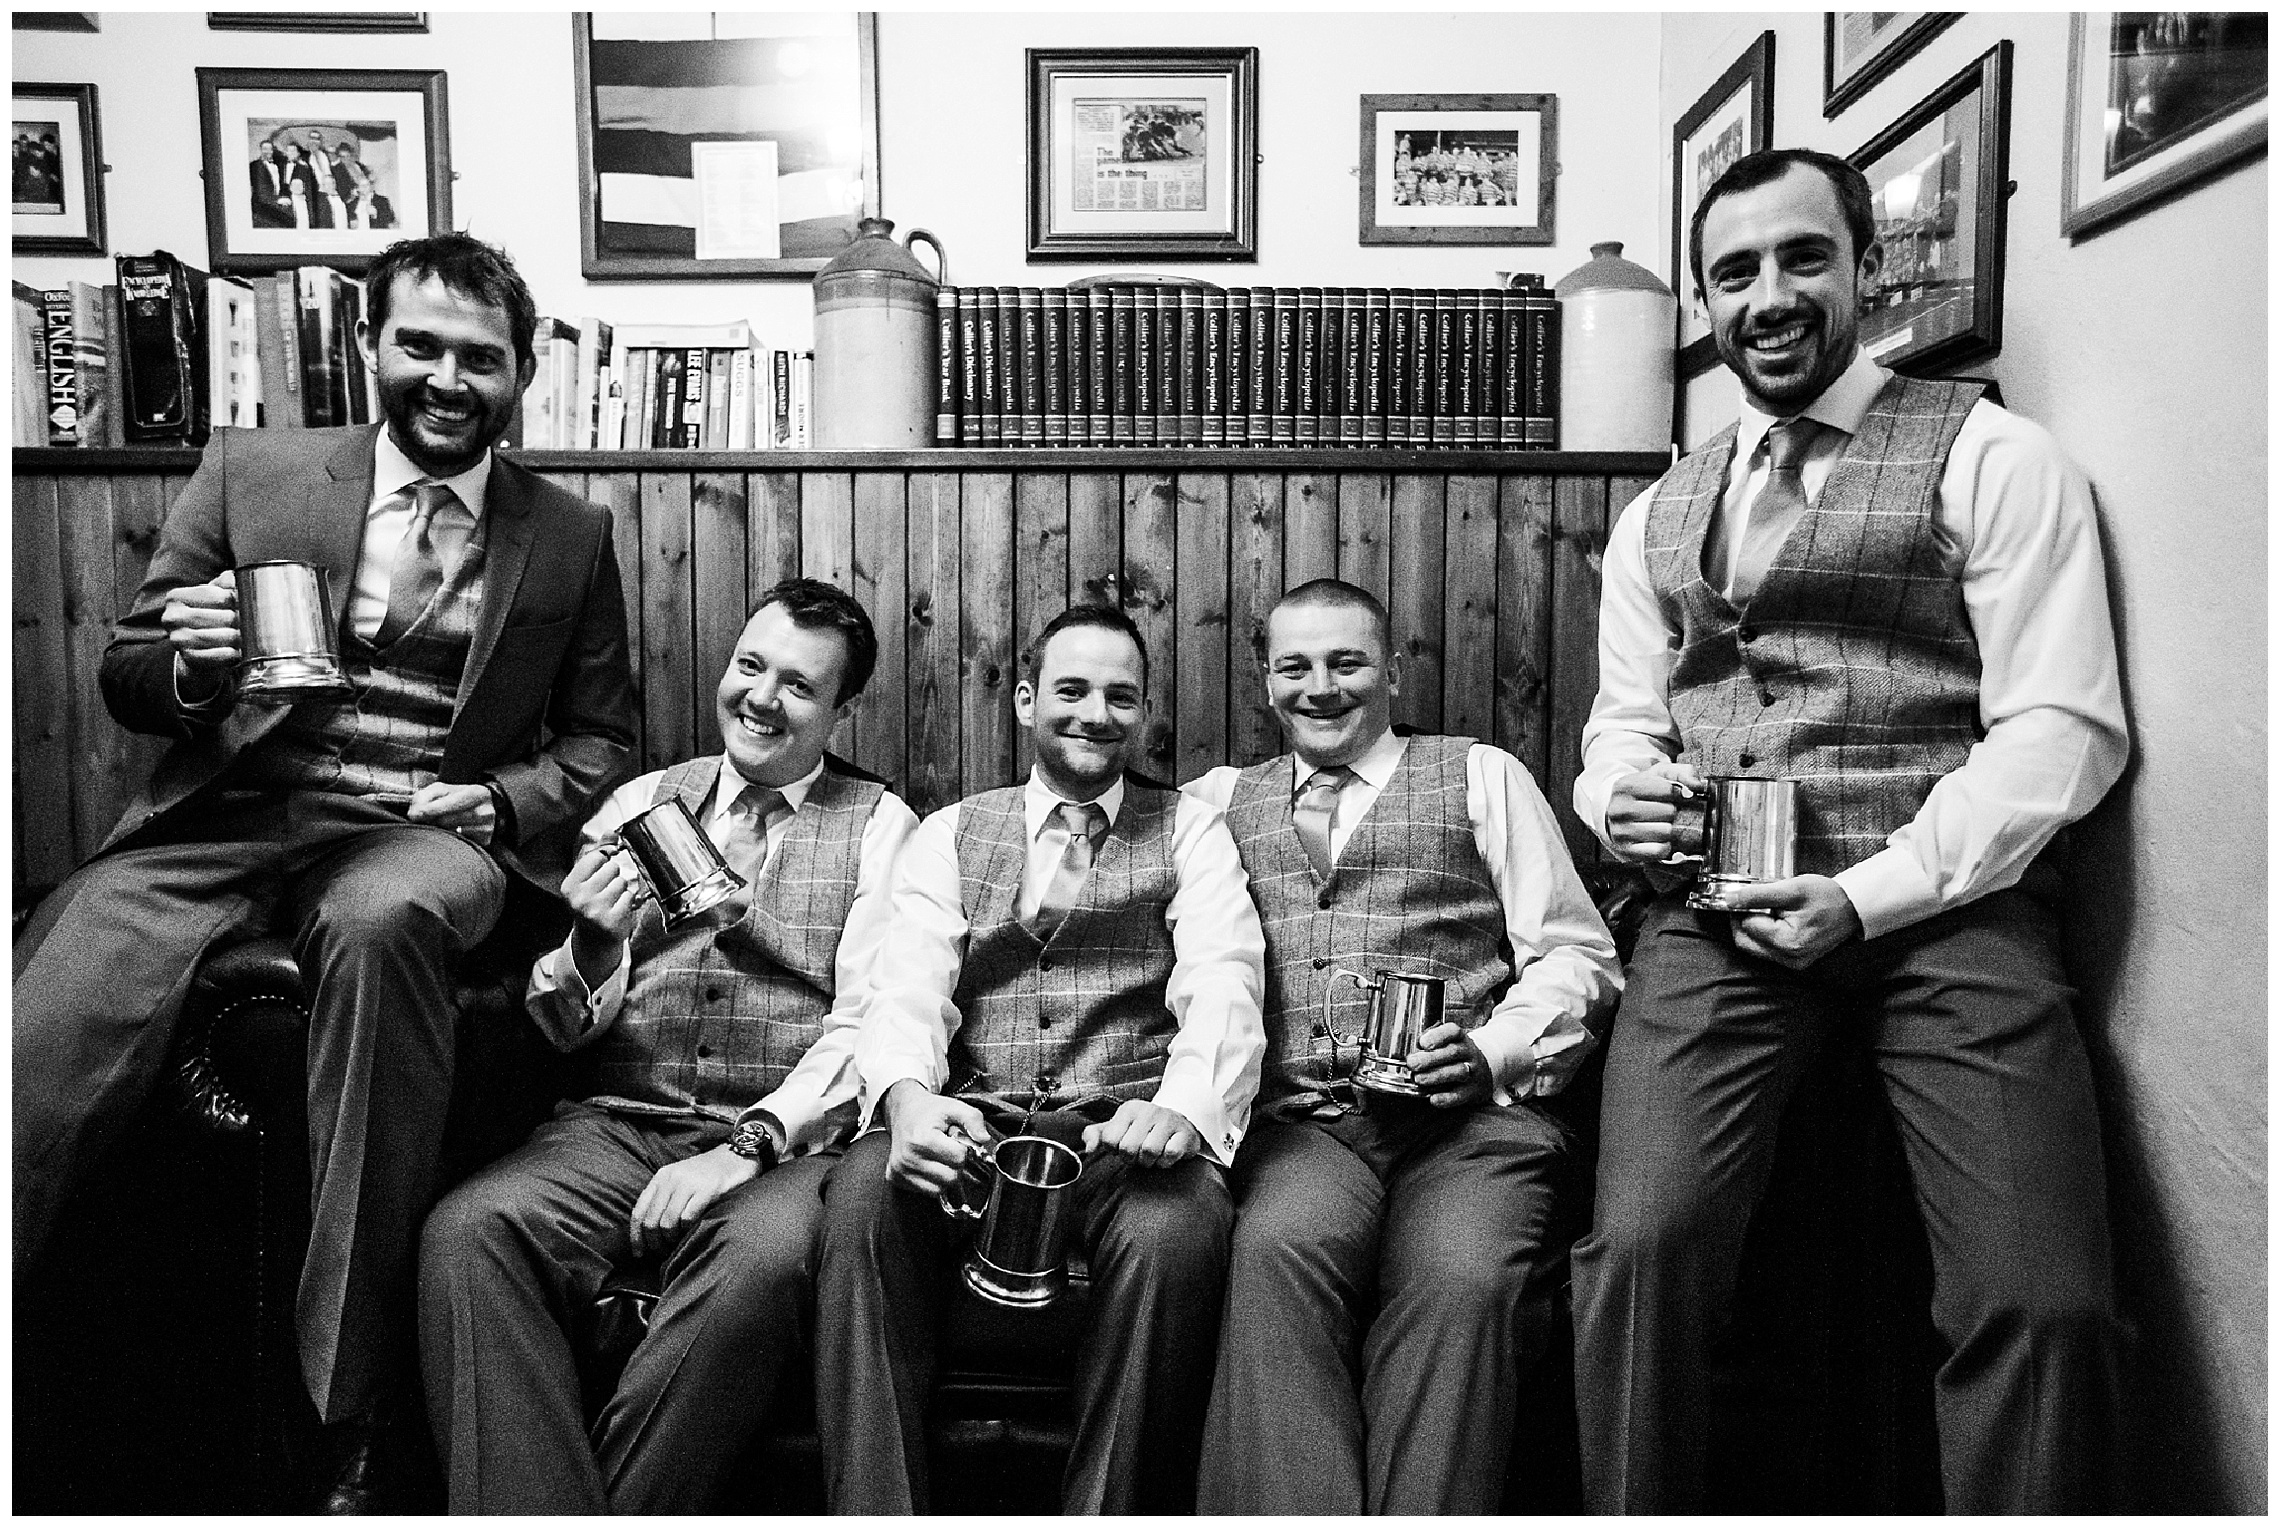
[880,1079,1200,1198]
[1607,761,1861,969]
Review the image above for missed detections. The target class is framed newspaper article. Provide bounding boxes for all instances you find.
[1026,47,1258,261]
[1358,93,1557,246]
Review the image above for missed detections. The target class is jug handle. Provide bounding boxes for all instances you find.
[903,227,948,287]
[1316,967,1376,1051]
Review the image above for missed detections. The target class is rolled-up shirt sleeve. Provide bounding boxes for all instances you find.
[525,774,653,1050]
[1155,794,1268,1166]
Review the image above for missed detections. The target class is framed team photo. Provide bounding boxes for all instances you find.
[2061,11,2267,240]
[1823,11,1960,118]
[1359,93,1556,246]
[197,67,451,275]
[12,82,106,257]
[1670,32,1774,379]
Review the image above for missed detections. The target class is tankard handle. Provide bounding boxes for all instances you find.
[903,227,948,287]
[1314,968,1379,1070]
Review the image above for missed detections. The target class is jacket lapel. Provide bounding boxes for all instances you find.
[455,454,536,710]
[308,427,380,639]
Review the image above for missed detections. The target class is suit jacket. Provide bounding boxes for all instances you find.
[97,424,639,892]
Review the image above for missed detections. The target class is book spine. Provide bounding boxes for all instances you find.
[1110,288,1137,445]
[704,348,731,448]
[17,288,50,444]
[1222,289,1248,444]
[1429,290,1458,447]
[1318,289,1344,446]
[680,346,706,448]
[603,337,630,449]
[793,351,813,447]
[1495,292,1521,449]
[1526,289,1558,447]
[1270,289,1299,445]
[572,318,602,449]
[935,288,960,444]
[1154,290,1177,446]
[1473,291,1498,452]
[653,348,683,448]
[41,289,80,445]
[976,288,1003,446]
[1362,290,1390,446]
[1042,288,1069,446]
[272,275,306,427]
[73,282,118,446]
[1339,288,1367,446]
[1452,291,1480,448]
[957,291,982,447]
[727,348,754,450]
[1017,287,1045,447]
[1200,291,1227,446]
[1247,289,1274,443]
[1085,289,1112,444]
[1294,287,1323,445]
[1177,289,1205,446]
[1131,287,1158,446]
[297,272,336,431]
[116,254,192,441]
[344,277,373,427]
[772,349,792,447]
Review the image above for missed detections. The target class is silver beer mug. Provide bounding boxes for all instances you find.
[235,560,354,702]
[939,1131,1086,1308]
[1672,775,1798,912]
[1322,968,1447,1096]
[610,797,747,926]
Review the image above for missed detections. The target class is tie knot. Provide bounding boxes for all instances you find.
[734,783,788,827]
[407,478,454,523]
[1765,419,1820,471]
[1298,766,1353,802]
[1055,801,1107,843]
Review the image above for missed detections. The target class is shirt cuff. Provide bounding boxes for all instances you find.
[172,653,233,715]
[1467,1023,1535,1100]
[1152,1080,1243,1167]
[1833,848,1944,941]
[856,1064,938,1136]
[554,938,632,1040]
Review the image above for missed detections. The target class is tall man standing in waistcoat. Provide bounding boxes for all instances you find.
[1189,578,1620,1514]
[418,579,916,1512]
[814,604,1267,1514]
[13,233,638,1508]
[1569,148,2128,1513]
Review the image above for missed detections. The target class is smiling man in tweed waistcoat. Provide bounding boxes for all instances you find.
[814,603,1266,1515]
[1187,579,1620,1514]
[416,579,917,1513]
[1570,148,2130,1512]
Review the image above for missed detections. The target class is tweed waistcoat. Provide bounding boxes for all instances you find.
[238,514,489,801]
[949,781,1180,1109]
[1225,734,1513,1112]
[1642,374,1985,876]
[587,756,883,1121]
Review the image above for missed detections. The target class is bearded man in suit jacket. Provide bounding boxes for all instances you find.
[13,231,637,1508]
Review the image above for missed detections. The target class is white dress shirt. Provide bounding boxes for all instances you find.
[1188,729,1621,1101]
[527,754,919,1157]
[1578,349,2129,939]
[856,770,1269,1167]
[349,429,492,640]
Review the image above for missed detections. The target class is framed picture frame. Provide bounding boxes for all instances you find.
[1848,42,2011,375]
[196,68,449,275]
[1027,47,1258,261]
[12,13,99,32]
[574,12,880,280]
[2061,11,2268,240]
[1824,12,1960,118]
[1671,32,1774,379]
[13,82,106,256]
[1359,92,1556,246]
[208,13,429,33]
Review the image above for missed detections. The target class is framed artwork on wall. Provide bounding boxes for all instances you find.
[2061,11,2267,240]
[574,12,879,280]
[208,12,428,32]
[1823,12,1960,118]
[1358,92,1556,246]
[196,67,450,275]
[1670,32,1774,380]
[1027,47,1258,261]
[12,82,106,256]
[1847,42,2011,375]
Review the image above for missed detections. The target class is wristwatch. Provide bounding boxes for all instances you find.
[727,1116,779,1169]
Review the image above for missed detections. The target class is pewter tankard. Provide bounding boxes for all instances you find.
[235,560,353,702]
[611,797,746,926]
[938,1131,1086,1308]
[1672,775,1798,912]
[1323,968,1447,1095]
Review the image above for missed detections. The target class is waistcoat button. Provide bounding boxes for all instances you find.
[1038,955,1055,972]
[1317,892,1333,910]
[1312,956,1328,969]
[696,1044,712,1059]
[1739,751,1756,768]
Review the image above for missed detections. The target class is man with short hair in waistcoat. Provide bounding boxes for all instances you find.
[1188,578,1620,1513]
[418,578,917,1512]
[1570,148,2129,1512]
[814,603,1267,1514]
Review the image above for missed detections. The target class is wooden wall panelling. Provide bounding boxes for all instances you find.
[588,472,647,770]
[1121,473,1179,780]
[1226,471,1285,765]
[691,472,750,758]
[747,472,803,594]
[56,475,130,857]
[1011,473,1070,785]
[1441,472,1500,745]
[959,474,1015,799]
[1387,474,1446,736]
[1495,474,1555,791]
[1549,475,1612,865]
[850,472,907,784]
[107,474,175,836]
[799,473,857,763]
[638,473,697,772]
[905,473,961,815]
[1284,473,1336,587]
[1172,473,1231,783]
[1065,472,1120,612]
[1335,473,1391,601]
[15,475,75,888]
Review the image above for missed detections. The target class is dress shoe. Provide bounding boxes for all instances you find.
[316,1419,388,1514]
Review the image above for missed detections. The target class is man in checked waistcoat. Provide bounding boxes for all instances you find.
[1570,147,2128,1512]
[1189,578,1620,1513]
[416,579,917,1512]
[813,602,1267,1514]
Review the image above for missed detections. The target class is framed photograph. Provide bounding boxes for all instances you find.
[208,13,429,33]
[1824,12,1960,118]
[574,12,880,280]
[13,82,105,256]
[1671,32,1774,379]
[1027,47,1257,261]
[1359,93,1556,246]
[197,68,449,275]
[1848,42,2011,375]
[2061,12,2268,240]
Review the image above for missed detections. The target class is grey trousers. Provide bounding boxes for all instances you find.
[417,1102,833,1513]
[1196,1099,1575,1513]
[14,788,504,1424]
[1570,874,2122,1513]
[814,1125,1233,1513]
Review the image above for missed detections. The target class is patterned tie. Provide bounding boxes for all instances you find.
[1292,766,1353,882]
[372,479,455,646]
[1727,418,1822,605]
[1028,801,1108,943]
[718,782,790,882]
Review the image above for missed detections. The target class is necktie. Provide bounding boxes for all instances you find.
[1292,766,1353,882]
[1727,418,1822,606]
[372,480,454,646]
[718,783,790,882]
[1029,801,1108,943]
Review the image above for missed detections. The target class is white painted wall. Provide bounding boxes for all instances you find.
[1662,12,2267,1512]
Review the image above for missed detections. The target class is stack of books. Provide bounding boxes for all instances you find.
[519,319,813,451]
[931,281,1561,449]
